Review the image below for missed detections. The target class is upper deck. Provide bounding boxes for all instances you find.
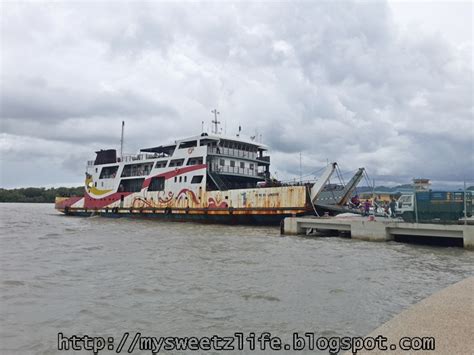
[87,132,271,186]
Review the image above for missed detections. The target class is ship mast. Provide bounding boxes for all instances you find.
[120,121,125,160]
[211,109,220,134]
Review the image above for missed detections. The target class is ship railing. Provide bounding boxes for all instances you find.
[87,153,161,167]
[120,154,160,163]
[283,180,316,186]
[100,174,117,179]
[209,164,259,177]
[207,147,259,160]
[120,169,152,178]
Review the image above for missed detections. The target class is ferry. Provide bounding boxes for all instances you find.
[55,120,363,225]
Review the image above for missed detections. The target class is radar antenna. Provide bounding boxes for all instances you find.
[211,109,220,134]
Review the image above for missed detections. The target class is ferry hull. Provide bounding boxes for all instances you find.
[55,185,311,226]
[59,208,310,225]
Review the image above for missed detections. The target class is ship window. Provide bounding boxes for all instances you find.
[186,157,204,166]
[249,164,254,170]
[240,162,245,168]
[94,182,97,187]
[179,176,182,182]
[121,163,152,177]
[99,165,119,179]
[200,139,217,146]
[148,177,165,191]
[169,159,184,167]
[155,160,168,168]
[184,176,187,182]
[174,177,177,182]
[118,178,144,192]
[219,159,225,166]
[178,140,197,149]
[191,175,203,184]
[230,160,235,167]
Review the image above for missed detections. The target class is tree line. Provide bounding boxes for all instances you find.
[0,187,84,203]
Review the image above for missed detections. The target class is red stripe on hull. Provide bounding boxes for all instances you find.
[84,191,132,209]
[83,165,206,208]
[142,164,207,188]
[55,196,83,209]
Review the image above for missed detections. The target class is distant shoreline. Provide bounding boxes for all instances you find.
[0,187,83,203]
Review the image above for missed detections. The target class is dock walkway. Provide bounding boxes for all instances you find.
[351,277,474,355]
[283,216,474,249]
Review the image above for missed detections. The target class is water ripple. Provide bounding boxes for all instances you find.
[0,203,473,354]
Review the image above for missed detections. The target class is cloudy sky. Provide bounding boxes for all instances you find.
[0,0,472,188]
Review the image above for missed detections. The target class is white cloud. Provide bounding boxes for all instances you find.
[0,1,472,188]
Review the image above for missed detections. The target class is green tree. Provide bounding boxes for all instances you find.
[0,187,84,203]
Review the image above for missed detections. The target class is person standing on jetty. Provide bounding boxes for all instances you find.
[389,198,397,218]
[363,200,371,216]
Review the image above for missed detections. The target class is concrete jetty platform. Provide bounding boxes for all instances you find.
[283,216,474,249]
[352,277,474,355]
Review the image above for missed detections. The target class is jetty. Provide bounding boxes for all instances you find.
[282,216,474,249]
[351,277,474,355]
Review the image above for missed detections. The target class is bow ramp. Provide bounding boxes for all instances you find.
[331,167,365,206]
[310,162,337,204]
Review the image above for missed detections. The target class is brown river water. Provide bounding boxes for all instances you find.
[0,203,473,354]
